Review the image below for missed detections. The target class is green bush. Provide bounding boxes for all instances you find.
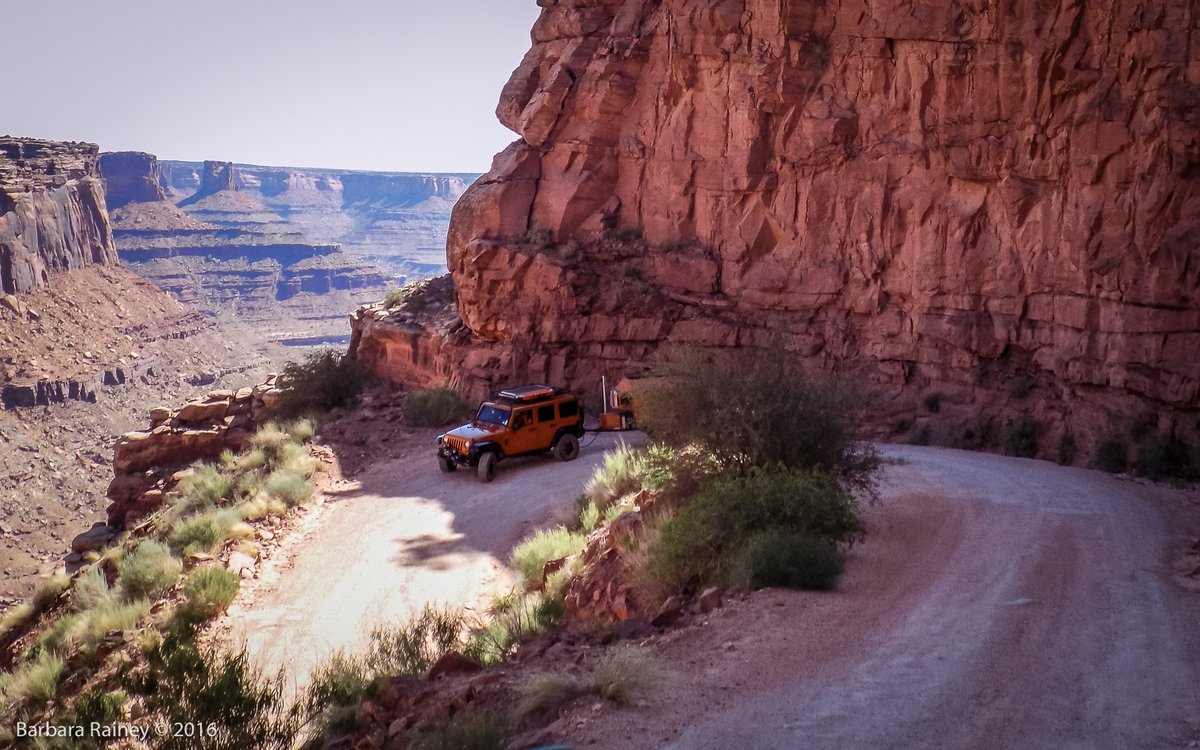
[634,347,878,493]
[648,469,861,593]
[117,540,182,600]
[127,629,299,750]
[182,567,240,620]
[169,510,239,557]
[1095,437,1129,473]
[37,599,151,658]
[0,603,34,639]
[729,531,844,591]
[1004,416,1039,458]
[175,465,234,512]
[0,651,64,709]
[1135,434,1196,482]
[74,566,116,611]
[409,712,509,750]
[584,442,644,510]
[264,470,313,506]
[510,527,586,587]
[273,349,367,419]
[304,651,375,733]
[403,387,472,427]
[32,573,71,610]
[221,447,267,474]
[466,594,564,665]
[276,442,320,477]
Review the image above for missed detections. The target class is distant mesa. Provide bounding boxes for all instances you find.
[0,137,118,295]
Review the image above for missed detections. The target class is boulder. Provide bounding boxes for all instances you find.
[71,523,116,552]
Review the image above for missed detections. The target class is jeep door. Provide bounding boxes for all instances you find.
[507,407,541,455]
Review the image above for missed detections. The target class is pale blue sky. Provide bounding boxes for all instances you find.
[4,1,540,173]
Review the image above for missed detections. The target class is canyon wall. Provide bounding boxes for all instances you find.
[0,138,117,295]
[354,0,1200,461]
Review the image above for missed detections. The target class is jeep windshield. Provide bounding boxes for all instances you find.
[474,404,511,427]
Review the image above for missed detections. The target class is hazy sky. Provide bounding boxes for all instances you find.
[4,1,541,173]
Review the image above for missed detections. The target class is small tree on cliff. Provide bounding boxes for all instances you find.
[273,349,367,419]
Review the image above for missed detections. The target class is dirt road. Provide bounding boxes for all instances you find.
[222,431,635,688]
[574,445,1200,750]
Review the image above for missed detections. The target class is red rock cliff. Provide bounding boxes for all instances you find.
[0,138,118,295]
[356,0,1200,458]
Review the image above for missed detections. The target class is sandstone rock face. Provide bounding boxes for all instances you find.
[0,138,118,295]
[107,377,282,528]
[356,0,1200,461]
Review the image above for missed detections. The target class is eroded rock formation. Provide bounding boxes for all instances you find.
[0,138,118,295]
[353,0,1200,461]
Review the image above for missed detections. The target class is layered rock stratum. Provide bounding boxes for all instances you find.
[0,138,118,295]
[353,0,1200,462]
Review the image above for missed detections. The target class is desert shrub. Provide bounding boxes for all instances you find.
[284,417,316,444]
[70,687,126,732]
[404,387,472,427]
[32,573,71,611]
[222,447,267,474]
[384,275,456,312]
[264,470,313,506]
[466,594,564,665]
[117,540,182,600]
[250,422,293,455]
[273,349,367,418]
[1058,432,1078,466]
[636,443,724,510]
[584,442,644,510]
[591,646,658,704]
[0,651,64,709]
[169,509,239,557]
[37,599,150,658]
[510,528,587,587]
[1004,416,1039,458]
[729,531,844,591]
[579,500,602,533]
[1095,436,1129,473]
[1134,434,1196,482]
[237,496,286,522]
[515,671,587,718]
[515,646,656,719]
[409,712,509,750]
[0,603,34,639]
[128,629,299,750]
[648,469,861,593]
[74,566,116,611]
[182,567,240,620]
[175,465,234,512]
[634,347,878,493]
[305,608,466,735]
[922,393,942,413]
[276,442,320,477]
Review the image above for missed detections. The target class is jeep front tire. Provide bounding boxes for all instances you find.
[553,433,580,462]
[477,451,497,483]
[438,454,456,473]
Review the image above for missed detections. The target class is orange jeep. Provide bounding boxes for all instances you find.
[435,385,584,482]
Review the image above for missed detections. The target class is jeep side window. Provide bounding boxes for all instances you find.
[512,410,532,430]
[558,400,578,419]
[537,405,555,422]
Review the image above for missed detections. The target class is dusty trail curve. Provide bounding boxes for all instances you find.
[577,446,1200,750]
[222,431,638,688]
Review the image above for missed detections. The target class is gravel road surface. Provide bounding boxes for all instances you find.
[223,431,637,688]
[577,445,1200,750]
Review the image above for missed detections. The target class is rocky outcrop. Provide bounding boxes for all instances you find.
[353,0,1200,462]
[0,138,118,295]
[106,378,282,528]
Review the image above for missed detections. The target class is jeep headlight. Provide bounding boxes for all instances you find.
[464,440,473,451]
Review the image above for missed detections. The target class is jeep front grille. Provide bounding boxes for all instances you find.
[444,436,470,456]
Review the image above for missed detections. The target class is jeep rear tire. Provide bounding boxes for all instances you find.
[553,433,580,462]
[477,451,497,483]
[438,454,456,473]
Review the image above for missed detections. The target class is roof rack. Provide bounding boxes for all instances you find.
[495,384,559,403]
